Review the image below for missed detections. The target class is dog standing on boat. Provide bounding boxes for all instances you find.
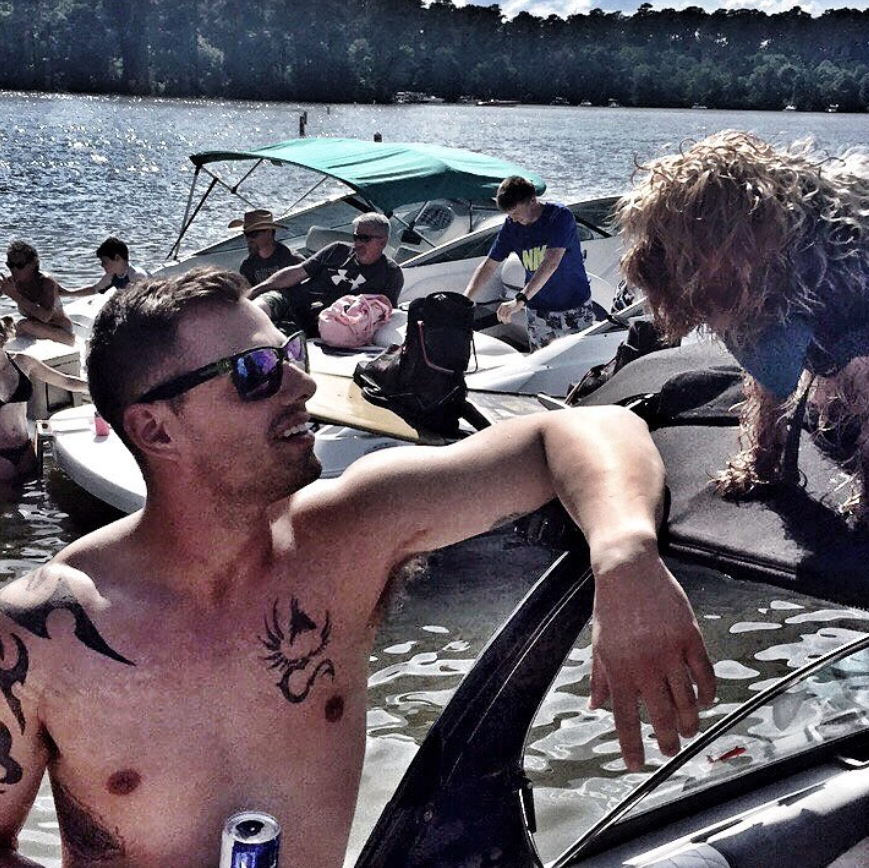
[618,130,869,520]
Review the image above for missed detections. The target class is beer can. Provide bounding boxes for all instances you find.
[220,811,281,868]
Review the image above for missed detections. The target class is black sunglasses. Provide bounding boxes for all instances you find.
[353,233,386,244]
[137,332,308,404]
[6,260,30,269]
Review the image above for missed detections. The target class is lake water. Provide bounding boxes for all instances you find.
[2,92,868,866]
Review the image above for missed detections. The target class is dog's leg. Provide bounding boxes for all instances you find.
[713,375,790,497]
[815,359,869,521]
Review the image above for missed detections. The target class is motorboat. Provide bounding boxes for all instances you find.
[347,338,869,868]
[155,136,627,347]
[156,137,624,338]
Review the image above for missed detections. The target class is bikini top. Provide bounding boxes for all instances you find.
[0,357,33,408]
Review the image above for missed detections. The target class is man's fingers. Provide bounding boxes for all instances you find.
[641,678,680,758]
[687,639,717,708]
[610,687,644,771]
[588,651,610,710]
[667,667,700,738]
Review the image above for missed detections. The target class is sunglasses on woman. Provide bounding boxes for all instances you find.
[137,331,308,404]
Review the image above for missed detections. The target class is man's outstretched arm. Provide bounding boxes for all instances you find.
[312,405,715,770]
[247,264,308,299]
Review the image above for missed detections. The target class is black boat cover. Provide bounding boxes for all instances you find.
[580,340,869,608]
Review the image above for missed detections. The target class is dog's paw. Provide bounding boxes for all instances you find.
[839,487,868,522]
[712,457,775,499]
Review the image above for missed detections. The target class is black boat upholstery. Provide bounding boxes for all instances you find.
[581,340,869,609]
[643,766,869,868]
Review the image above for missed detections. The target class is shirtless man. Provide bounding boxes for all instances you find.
[0,268,715,868]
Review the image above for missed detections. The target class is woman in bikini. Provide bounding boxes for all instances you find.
[1,241,75,345]
[0,316,88,482]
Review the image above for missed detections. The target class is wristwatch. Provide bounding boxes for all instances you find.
[515,291,528,305]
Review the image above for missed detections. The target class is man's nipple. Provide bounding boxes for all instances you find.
[106,769,141,796]
[325,695,344,723]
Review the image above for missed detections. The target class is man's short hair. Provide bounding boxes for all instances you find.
[6,240,38,268]
[87,267,248,459]
[495,176,538,212]
[96,236,130,262]
[352,212,390,237]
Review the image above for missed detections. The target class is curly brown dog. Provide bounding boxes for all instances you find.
[617,130,869,519]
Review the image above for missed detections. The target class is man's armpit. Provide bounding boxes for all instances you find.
[53,781,126,862]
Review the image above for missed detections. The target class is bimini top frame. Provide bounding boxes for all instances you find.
[167,137,546,260]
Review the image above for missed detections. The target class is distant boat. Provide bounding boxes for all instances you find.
[550,97,571,106]
[394,91,444,105]
[826,104,839,113]
[783,104,797,111]
[476,99,520,107]
[607,98,621,108]
[691,103,708,110]
[579,100,593,107]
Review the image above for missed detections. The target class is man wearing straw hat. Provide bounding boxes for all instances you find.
[230,209,302,287]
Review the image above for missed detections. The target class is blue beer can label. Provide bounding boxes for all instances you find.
[220,811,281,868]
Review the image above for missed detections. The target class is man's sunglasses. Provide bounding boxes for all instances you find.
[352,233,386,244]
[6,260,30,270]
[244,229,268,238]
[137,332,308,404]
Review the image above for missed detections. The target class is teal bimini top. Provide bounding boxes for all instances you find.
[189,137,546,215]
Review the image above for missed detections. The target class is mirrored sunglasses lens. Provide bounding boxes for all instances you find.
[234,349,282,400]
[284,334,307,370]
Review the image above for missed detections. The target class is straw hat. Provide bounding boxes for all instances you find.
[228,209,285,232]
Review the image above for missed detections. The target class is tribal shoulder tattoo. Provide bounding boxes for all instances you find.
[0,568,134,790]
[0,572,133,666]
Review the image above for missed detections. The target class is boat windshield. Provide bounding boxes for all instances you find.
[524,561,869,864]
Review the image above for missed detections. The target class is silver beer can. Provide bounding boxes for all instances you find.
[220,811,281,868]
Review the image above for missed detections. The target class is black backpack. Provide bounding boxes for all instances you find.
[354,292,475,437]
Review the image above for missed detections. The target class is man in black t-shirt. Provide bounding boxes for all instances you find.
[249,212,403,335]
[231,209,302,287]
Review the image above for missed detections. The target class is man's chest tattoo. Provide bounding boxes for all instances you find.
[259,598,336,705]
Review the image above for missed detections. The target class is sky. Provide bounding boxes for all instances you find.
[458,0,868,17]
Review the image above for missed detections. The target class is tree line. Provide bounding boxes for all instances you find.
[2,0,868,111]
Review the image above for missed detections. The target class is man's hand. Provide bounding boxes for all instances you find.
[588,550,715,771]
[496,299,524,323]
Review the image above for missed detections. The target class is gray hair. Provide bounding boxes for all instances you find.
[352,212,390,237]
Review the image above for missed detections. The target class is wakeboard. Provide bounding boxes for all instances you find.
[308,371,550,446]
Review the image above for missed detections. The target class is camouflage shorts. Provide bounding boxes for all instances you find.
[525,301,597,352]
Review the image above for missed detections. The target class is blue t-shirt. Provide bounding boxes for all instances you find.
[488,202,591,312]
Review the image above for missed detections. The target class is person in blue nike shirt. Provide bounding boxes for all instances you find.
[463,176,595,351]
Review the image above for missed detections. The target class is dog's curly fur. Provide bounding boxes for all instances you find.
[616,130,869,519]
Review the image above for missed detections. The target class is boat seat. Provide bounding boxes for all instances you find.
[415,201,455,234]
[305,225,357,253]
